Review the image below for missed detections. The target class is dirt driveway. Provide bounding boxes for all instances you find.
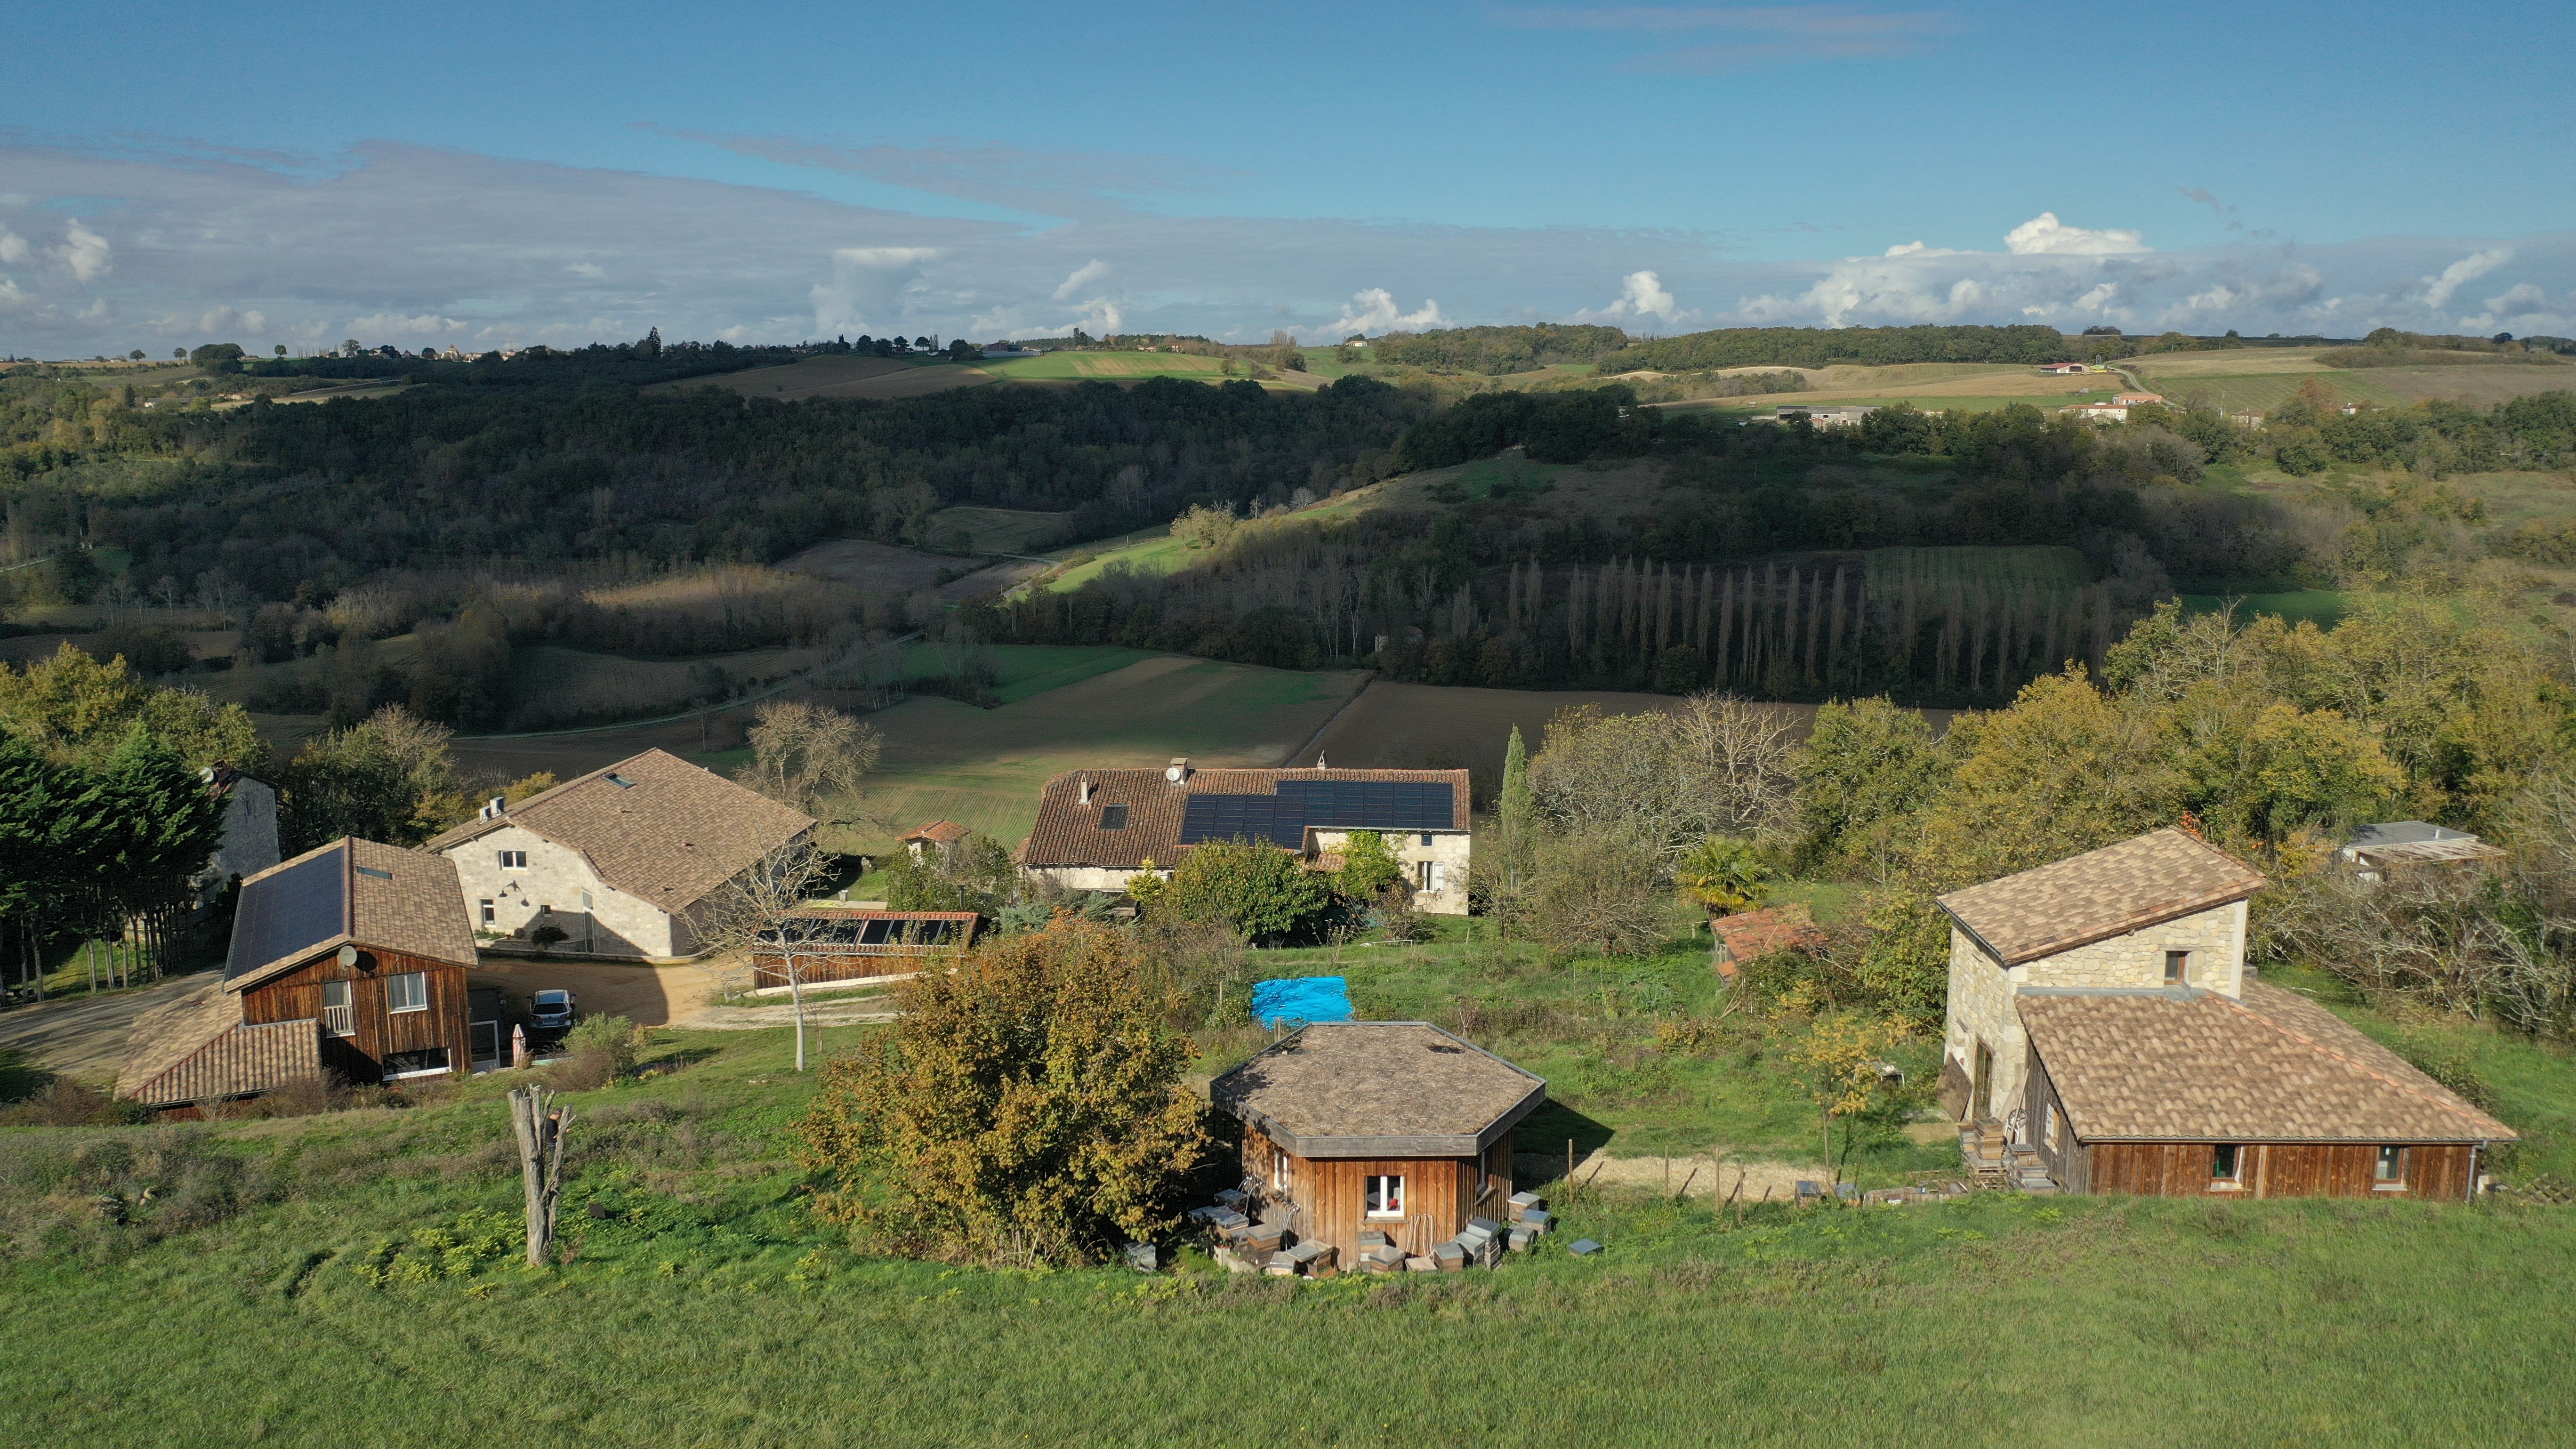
[467,955,728,1029]
[0,971,220,1083]
[1514,1148,1827,1203]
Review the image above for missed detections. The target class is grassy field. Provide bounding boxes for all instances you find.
[1304,680,1701,793]
[1862,545,2089,605]
[8,936,2576,1445]
[976,352,1231,383]
[838,655,1364,854]
[925,506,1077,555]
[1036,531,1199,593]
[2177,590,2350,628]
[893,642,1158,704]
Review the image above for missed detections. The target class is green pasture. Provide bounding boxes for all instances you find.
[2138,371,2408,412]
[9,938,2576,1444]
[923,505,1075,555]
[976,352,1230,384]
[1037,531,1197,592]
[2177,590,2351,628]
[892,643,1156,704]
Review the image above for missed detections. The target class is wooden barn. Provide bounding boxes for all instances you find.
[2019,983,2511,1200]
[226,837,480,1084]
[749,906,979,989]
[1210,1022,1545,1266]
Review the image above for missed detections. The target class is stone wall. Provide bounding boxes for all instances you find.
[440,823,678,958]
[1314,829,1472,916]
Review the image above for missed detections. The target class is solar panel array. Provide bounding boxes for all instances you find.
[226,844,348,981]
[1177,781,1455,846]
[1277,779,1456,829]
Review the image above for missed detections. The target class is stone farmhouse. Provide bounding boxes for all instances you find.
[423,748,815,959]
[1016,760,1472,914]
[1939,827,2515,1199]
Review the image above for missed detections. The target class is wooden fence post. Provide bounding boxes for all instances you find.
[507,1086,573,1266]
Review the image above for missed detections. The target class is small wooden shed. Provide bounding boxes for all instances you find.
[749,907,978,988]
[1210,1022,1546,1266]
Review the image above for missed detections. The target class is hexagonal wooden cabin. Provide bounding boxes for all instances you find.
[1210,1022,1546,1265]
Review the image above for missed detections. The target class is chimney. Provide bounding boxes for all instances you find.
[481,795,507,820]
[1165,757,1191,785]
[1079,779,1094,805]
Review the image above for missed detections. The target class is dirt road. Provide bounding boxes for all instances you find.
[0,971,218,1082]
[1514,1148,1827,1202]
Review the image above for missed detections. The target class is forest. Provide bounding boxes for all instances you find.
[1596,322,2072,374]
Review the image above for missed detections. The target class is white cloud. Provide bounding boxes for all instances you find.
[1883,240,1961,258]
[0,229,29,264]
[347,312,470,336]
[54,220,113,281]
[2004,212,2148,256]
[1316,287,1443,338]
[1573,269,1681,325]
[2457,282,2571,335]
[0,276,29,313]
[810,246,945,334]
[566,262,604,279]
[1052,258,1110,300]
[2418,248,2511,308]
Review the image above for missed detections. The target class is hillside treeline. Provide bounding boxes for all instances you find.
[1598,323,2070,374]
[0,371,1417,607]
[968,389,2576,705]
[1360,325,1631,375]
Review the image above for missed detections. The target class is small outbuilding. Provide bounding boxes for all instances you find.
[1210,1022,1545,1266]
[896,819,972,861]
[2340,821,2505,883]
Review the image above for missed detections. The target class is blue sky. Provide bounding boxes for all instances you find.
[3,1,2571,353]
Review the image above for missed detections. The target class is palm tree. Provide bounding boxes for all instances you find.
[1675,836,1772,921]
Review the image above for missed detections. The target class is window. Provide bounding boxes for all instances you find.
[382,1047,449,1079]
[2210,1143,2243,1187]
[386,972,428,1014]
[1272,1149,1292,1192]
[479,899,495,924]
[2375,1145,2409,1187]
[354,864,392,881]
[1099,805,1129,831]
[604,772,636,789]
[2164,950,2190,985]
[498,850,528,870]
[1419,832,1433,847]
[1364,1174,1406,1219]
[2043,1105,2061,1151]
[579,890,593,912]
[1416,860,1442,892]
[321,980,354,1037]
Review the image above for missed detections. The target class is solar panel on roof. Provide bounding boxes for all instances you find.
[1276,779,1453,830]
[1177,795,1309,848]
[225,844,349,981]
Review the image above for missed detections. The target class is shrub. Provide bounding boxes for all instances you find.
[1159,838,1334,943]
[795,918,1210,1265]
[550,1014,639,1091]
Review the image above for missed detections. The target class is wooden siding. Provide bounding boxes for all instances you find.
[131,1018,324,1108]
[242,944,471,1081]
[2083,1141,2480,1200]
[1240,1126,1479,1265]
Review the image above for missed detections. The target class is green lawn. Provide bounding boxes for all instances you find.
[2178,590,2351,628]
[894,643,1158,703]
[1038,531,1198,592]
[8,1013,2576,1445]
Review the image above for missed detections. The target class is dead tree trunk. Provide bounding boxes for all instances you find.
[508,1086,573,1267]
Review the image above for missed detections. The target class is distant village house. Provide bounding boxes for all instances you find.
[1016,760,1473,914]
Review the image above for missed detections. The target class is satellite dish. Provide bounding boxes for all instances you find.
[337,944,360,968]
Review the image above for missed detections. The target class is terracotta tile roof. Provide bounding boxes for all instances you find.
[1938,828,2266,966]
[424,748,815,911]
[900,819,971,844]
[225,838,479,991]
[1019,766,1470,870]
[117,980,323,1105]
[1210,1022,1545,1157]
[1713,905,1826,975]
[2021,979,2516,1143]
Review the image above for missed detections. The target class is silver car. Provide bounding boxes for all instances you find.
[530,988,579,1033]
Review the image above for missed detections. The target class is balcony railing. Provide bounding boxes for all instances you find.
[323,1003,354,1037]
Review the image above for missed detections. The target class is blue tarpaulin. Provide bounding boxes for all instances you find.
[1250,976,1353,1029]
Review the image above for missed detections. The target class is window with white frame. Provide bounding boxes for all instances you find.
[2375,1145,2408,1186]
[386,971,428,1014]
[1364,1174,1405,1219]
[1415,860,1442,892]
[2043,1104,2061,1151]
[2209,1143,2243,1187]
[479,899,495,924]
[321,980,354,1036]
[498,850,528,870]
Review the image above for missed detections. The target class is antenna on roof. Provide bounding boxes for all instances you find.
[1314,753,1327,769]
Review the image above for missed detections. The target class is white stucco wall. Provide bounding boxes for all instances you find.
[1943,900,2249,1124]
[439,823,680,958]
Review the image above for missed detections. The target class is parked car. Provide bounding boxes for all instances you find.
[530,989,579,1033]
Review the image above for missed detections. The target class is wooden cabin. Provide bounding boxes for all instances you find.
[1210,1022,1545,1266]
[2019,983,2508,1201]
[749,907,979,989]
[1937,828,2515,1199]
[226,837,481,1084]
